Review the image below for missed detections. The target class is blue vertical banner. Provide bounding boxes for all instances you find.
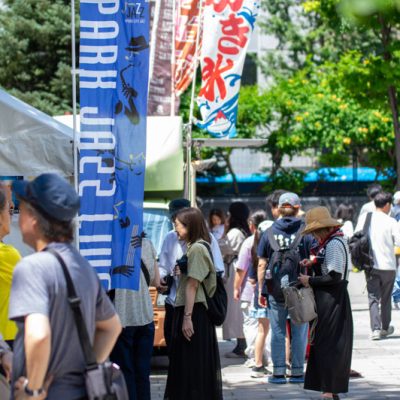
[79,0,150,291]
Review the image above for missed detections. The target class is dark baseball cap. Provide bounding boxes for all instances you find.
[168,198,190,217]
[12,173,80,222]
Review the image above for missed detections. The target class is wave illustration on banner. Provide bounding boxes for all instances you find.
[196,0,260,138]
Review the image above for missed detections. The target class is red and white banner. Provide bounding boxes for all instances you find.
[148,0,175,115]
[174,0,203,96]
[196,0,260,138]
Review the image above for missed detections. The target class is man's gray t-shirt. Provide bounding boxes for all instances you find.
[9,242,116,400]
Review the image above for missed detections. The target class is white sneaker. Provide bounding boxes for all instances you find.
[371,330,381,340]
[244,358,256,368]
[381,326,395,337]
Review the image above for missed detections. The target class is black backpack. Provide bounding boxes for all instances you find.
[263,226,304,303]
[349,212,373,273]
[199,241,228,326]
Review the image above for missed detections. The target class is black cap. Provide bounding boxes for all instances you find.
[12,173,80,222]
[168,198,190,218]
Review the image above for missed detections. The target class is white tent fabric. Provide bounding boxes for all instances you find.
[0,89,74,176]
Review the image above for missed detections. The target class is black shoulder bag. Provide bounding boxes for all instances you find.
[198,241,228,326]
[349,212,373,273]
[47,248,128,400]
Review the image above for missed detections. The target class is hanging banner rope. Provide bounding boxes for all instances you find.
[195,0,260,138]
[174,0,203,97]
[79,0,150,291]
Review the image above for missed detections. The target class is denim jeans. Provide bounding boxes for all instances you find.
[268,298,308,376]
[110,322,155,400]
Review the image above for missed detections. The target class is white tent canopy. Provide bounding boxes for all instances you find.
[0,89,74,176]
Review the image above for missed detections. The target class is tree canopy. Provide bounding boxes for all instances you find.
[0,0,75,115]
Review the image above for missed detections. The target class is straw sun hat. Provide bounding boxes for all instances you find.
[302,206,343,235]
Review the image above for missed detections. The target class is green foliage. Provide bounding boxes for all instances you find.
[254,0,400,189]
[262,169,306,194]
[258,55,395,175]
[259,0,378,76]
[0,0,76,115]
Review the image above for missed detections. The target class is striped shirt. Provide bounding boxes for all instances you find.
[321,237,350,279]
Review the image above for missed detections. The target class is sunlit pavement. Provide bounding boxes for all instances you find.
[151,271,400,399]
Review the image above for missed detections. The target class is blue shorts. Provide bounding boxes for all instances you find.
[249,307,268,319]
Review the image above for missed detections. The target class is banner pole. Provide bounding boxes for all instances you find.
[185,0,203,204]
[71,0,79,246]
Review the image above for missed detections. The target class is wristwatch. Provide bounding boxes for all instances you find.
[23,379,45,397]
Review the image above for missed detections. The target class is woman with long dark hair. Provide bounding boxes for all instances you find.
[221,201,251,357]
[299,207,353,400]
[164,207,222,400]
[233,210,270,377]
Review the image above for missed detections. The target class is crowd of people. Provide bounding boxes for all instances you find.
[0,175,399,400]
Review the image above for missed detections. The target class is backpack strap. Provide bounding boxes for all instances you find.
[141,259,151,287]
[197,240,216,297]
[289,224,305,250]
[198,240,215,273]
[46,248,98,370]
[363,212,372,236]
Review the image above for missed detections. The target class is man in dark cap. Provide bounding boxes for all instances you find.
[159,198,224,352]
[9,173,121,400]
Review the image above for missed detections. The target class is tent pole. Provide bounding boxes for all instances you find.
[185,0,203,205]
[71,0,79,246]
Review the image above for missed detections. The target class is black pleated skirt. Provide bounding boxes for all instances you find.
[164,303,223,400]
[304,280,353,394]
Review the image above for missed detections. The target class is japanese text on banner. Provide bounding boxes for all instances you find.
[196,0,259,138]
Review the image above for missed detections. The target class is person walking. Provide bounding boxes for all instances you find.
[334,203,354,240]
[9,173,121,400]
[257,192,314,384]
[164,207,222,400]
[356,183,382,223]
[0,183,21,345]
[222,201,251,358]
[233,210,271,378]
[355,192,400,340]
[110,234,161,400]
[299,206,353,400]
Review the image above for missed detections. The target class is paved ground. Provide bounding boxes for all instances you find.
[151,271,400,399]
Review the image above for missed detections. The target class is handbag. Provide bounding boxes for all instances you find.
[282,284,317,325]
[47,249,128,400]
[199,241,228,326]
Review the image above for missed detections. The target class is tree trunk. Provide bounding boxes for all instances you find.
[388,86,400,189]
[379,15,400,188]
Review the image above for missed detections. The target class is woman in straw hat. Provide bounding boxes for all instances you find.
[298,207,353,400]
